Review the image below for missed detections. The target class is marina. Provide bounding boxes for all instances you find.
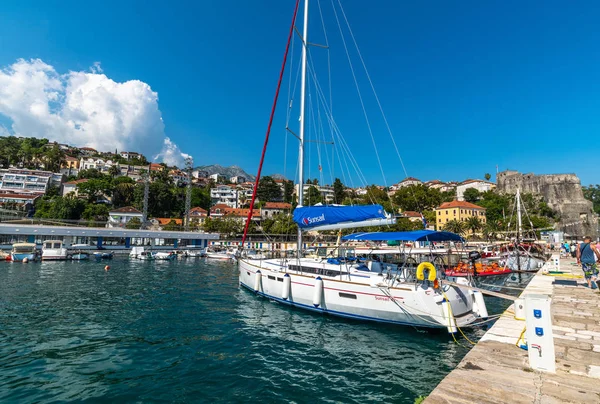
[426,256,600,403]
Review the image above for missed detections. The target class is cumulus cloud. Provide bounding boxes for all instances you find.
[0,58,188,166]
[154,137,191,168]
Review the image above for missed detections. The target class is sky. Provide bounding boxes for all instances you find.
[0,0,599,186]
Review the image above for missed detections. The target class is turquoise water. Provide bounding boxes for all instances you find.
[0,258,515,403]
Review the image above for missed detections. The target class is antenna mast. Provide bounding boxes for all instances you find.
[185,157,193,231]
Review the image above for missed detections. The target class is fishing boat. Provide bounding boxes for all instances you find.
[11,243,38,262]
[41,240,68,261]
[71,251,90,260]
[184,249,206,258]
[237,0,491,332]
[154,251,177,261]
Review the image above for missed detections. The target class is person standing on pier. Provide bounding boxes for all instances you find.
[576,236,600,289]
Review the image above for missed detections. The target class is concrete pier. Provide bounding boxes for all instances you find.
[426,257,600,404]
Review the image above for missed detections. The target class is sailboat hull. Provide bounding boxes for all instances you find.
[238,258,480,330]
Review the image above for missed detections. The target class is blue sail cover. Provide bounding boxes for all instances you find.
[294,205,387,230]
[342,230,464,242]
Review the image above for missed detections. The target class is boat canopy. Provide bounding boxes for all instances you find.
[294,204,389,230]
[342,230,464,242]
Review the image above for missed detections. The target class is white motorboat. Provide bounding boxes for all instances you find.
[237,1,489,333]
[41,240,68,261]
[206,248,235,260]
[11,243,38,262]
[154,251,177,261]
[184,249,206,258]
[71,251,90,260]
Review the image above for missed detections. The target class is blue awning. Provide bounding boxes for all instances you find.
[342,230,464,242]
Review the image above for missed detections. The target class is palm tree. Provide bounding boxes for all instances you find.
[484,173,491,181]
[108,164,121,178]
[443,219,467,235]
[466,216,482,239]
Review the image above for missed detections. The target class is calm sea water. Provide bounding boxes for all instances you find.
[0,258,520,403]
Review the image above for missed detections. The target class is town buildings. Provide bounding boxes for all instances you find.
[107,206,144,228]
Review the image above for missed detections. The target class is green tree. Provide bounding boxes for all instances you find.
[191,187,211,210]
[78,168,104,179]
[77,178,113,203]
[393,184,442,212]
[112,181,136,208]
[108,165,121,178]
[463,188,481,203]
[583,184,600,214]
[465,216,483,238]
[270,213,298,234]
[283,180,294,204]
[484,173,491,181]
[333,178,346,203]
[44,144,66,172]
[305,185,323,206]
[256,176,282,202]
[82,204,109,222]
[443,219,467,235]
[126,217,142,229]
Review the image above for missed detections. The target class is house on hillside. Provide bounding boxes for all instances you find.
[261,202,292,219]
[230,176,246,184]
[107,206,144,228]
[209,203,230,218]
[62,179,88,197]
[224,208,261,226]
[189,207,208,227]
[211,185,238,208]
[150,218,183,230]
[434,200,486,230]
[209,173,227,183]
[79,147,97,156]
[456,179,495,201]
[0,168,54,195]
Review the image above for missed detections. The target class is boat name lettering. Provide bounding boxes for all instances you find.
[375,296,390,301]
[303,213,325,226]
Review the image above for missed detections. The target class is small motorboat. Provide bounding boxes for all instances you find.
[205,248,235,260]
[184,249,206,258]
[71,251,90,260]
[10,243,38,262]
[41,240,68,261]
[93,252,114,260]
[154,251,177,261]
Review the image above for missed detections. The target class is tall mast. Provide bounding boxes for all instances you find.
[297,0,309,257]
[515,188,522,271]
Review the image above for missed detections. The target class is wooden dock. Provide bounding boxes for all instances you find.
[426,257,600,404]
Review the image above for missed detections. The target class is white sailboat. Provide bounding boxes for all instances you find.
[238,0,488,333]
[500,189,547,272]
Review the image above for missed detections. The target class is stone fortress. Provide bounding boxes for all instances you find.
[496,170,598,239]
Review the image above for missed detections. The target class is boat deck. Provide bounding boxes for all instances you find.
[425,257,600,403]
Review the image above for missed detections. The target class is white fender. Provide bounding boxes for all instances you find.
[254,270,261,292]
[442,299,457,334]
[282,273,291,300]
[313,277,323,307]
[473,290,488,319]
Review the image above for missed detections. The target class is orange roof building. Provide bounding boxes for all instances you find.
[435,200,486,230]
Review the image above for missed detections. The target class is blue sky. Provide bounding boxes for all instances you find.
[0,0,599,186]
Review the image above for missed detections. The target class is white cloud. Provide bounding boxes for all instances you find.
[154,137,191,168]
[0,58,188,166]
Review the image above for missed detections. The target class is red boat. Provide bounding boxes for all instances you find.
[445,261,512,277]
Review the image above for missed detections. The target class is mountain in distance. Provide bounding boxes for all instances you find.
[195,164,256,181]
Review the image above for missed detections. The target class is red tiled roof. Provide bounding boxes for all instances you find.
[109,206,142,214]
[224,208,260,218]
[263,202,292,209]
[437,200,486,210]
[190,207,207,214]
[399,177,421,183]
[0,193,40,201]
[156,218,183,225]
[402,211,422,218]
[80,147,97,151]
[211,203,230,211]
[65,156,79,162]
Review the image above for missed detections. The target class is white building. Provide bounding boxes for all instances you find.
[210,185,238,208]
[0,169,54,195]
[261,202,292,219]
[192,170,209,179]
[62,179,88,197]
[209,173,226,182]
[294,184,335,204]
[456,179,495,201]
[230,176,246,184]
[107,206,144,228]
[391,177,422,190]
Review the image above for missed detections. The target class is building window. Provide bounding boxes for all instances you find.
[453,210,456,215]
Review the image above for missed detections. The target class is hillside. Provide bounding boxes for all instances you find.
[195,164,255,181]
